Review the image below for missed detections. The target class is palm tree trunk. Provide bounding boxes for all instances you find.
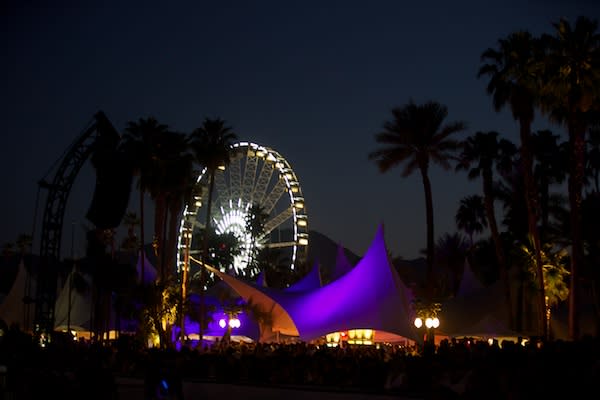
[180,226,191,344]
[199,169,216,345]
[420,166,435,302]
[568,122,586,340]
[483,171,514,329]
[140,189,145,284]
[160,198,169,283]
[166,199,183,279]
[154,195,168,283]
[519,118,547,339]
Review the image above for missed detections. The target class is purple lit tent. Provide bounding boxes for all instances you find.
[203,224,420,343]
[331,243,355,281]
[456,259,485,298]
[137,249,158,285]
[284,259,322,292]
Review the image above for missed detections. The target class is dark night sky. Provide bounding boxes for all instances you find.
[1,0,598,261]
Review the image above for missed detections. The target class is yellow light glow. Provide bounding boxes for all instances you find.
[348,330,355,339]
[299,238,308,245]
[414,317,423,328]
[297,219,307,227]
[364,329,373,340]
[218,165,226,170]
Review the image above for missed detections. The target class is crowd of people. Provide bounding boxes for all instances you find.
[1,324,599,399]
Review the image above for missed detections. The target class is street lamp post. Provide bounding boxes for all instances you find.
[414,315,440,354]
[219,313,241,343]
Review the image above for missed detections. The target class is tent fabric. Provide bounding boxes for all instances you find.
[440,277,508,337]
[331,244,354,281]
[272,224,419,342]
[284,260,322,292]
[201,264,300,337]
[203,224,420,343]
[456,259,484,298]
[450,314,520,339]
[255,270,267,287]
[0,258,35,331]
[184,292,261,341]
[54,269,93,331]
[54,250,156,333]
[137,249,158,284]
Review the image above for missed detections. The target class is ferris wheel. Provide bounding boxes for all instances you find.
[176,141,309,278]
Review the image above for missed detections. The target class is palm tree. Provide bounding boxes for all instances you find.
[586,128,600,193]
[121,211,140,252]
[434,232,469,297]
[150,131,194,283]
[479,31,548,339]
[516,241,569,339]
[245,203,269,275]
[531,130,567,239]
[368,100,466,303]
[190,117,238,342]
[455,195,487,246]
[539,16,600,340]
[121,117,170,283]
[457,131,517,328]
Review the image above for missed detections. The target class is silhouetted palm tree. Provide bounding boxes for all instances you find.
[190,117,238,341]
[586,128,600,193]
[434,232,469,297]
[479,31,547,338]
[455,195,487,246]
[531,130,567,239]
[369,100,466,300]
[246,203,269,275]
[121,117,170,283]
[539,16,600,339]
[121,211,140,252]
[457,131,517,328]
[153,131,194,283]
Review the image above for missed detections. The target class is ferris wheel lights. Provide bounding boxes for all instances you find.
[177,140,308,277]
